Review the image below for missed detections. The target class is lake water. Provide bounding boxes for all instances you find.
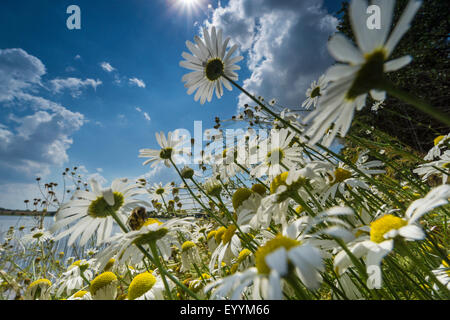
[0,215,55,240]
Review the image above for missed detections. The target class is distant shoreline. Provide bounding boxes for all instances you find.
[0,210,56,217]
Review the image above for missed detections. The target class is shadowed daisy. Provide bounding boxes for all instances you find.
[304,0,422,147]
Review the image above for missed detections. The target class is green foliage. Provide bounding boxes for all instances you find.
[336,0,450,154]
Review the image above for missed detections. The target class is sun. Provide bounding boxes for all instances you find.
[179,0,198,7]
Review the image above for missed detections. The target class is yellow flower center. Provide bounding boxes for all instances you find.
[270,172,289,194]
[310,86,321,98]
[127,272,157,300]
[32,232,44,239]
[347,49,387,100]
[237,249,252,264]
[251,183,267,196]
[207,230,217,241]
[266,148,284,165]
[434,135,445,146]
[181,241,196,252]
[143,218,163,227]
[332,168,352,184]
[222,225,237,244]
[205,58,224,81]
[159,147,173,160]
[88,192,124,218]
[90,272,117,296]
[28,278,51,290]
[370,214,407,243]
[73,290,88,298]
[215,227,226,244]
[155,188,165,195]
[232,188,253,210]
[104,258,115,271]
[255,235,300,275]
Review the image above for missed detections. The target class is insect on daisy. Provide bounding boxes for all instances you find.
[180,26,243,104]
[50,178,148,246]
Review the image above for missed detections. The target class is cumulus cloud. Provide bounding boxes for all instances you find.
[205,0,337,109]
[0,48,46,102]
[50,77,102,97]
[100,61,115,72]
[0,48,85,183]
[129,77,146,88]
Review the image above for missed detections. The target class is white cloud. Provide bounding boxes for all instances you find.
[129,77,146,88]
[50,77,102,97]
[100,61,115,72]
[0,48,46,102]
[205,0,337,109]
[74,54,81,60]
[0,48,86,183]
[135,107,151,122]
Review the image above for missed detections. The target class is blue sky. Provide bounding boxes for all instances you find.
[0,0,342,209]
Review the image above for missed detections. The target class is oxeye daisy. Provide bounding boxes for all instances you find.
[148,182,173,202]
[21,228,53,245]
[25,279,52,300]
[302,75,328,110]
[139,131,186,168]
[50,178,148,246]
[90,272,118,300]
[414,150,450,184]
[180,26,243,104]
[209,224,245,273]
[180,241,202,272]
[68,290,92,300]
[304,0,422,147]
[334,185,450,286]
[55,259,94,297]
[96,217,193,271]
[251,128,303,179]
[127,271,167,300]
[424,133,450,161]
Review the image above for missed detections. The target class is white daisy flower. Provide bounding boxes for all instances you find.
[96,217,194,271]
[424,134,449,161]
[334,185,450,287]
[127,271,168,300]
[67,290,92,300]
[414,150,450,184]
[89,272,118,300]
[21,228,53,245]
[180,241,202,272]
[302,74,328,110]
[431,261,450,292]
[50,178,148,246]
[148,182,173,202]
[180,26,243,104]
[24,279,52,300]
[304,0,422,147]
[251,128,303,179]
[55,259,94,297]
[139,131,186,168]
